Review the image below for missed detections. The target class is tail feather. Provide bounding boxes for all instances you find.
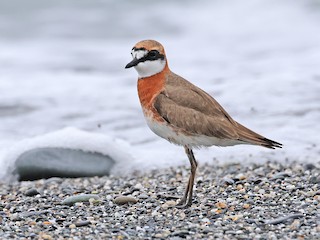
[257,137,282,149]
[236,122,283,149]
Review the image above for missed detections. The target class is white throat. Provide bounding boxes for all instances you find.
[135,60,166,78]
[132,50,166,78]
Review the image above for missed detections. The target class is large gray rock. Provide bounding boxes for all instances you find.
[14,147,115,181]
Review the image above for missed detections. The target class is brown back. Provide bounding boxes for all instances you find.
[153,72,282,149]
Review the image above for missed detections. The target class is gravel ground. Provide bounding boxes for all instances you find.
[0,160,319,239]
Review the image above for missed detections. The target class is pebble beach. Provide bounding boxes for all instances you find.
[1,160,319,239]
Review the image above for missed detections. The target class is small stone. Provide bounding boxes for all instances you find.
[310,176,320,184]
[29,233,37,238]
[75,220,91,227]
[155,233,163,238]
[271,172,291,180]
[10,213,22,221]
[28,221,37,226]
[69,224,76,229]
[89,198,101,205]
[221,177,235,185]
[253,179,263,184]
[172,230,190,237]
[138,194,149,199]
[286,184,296,190]
[214,220,222,227]
[264,213,304,224]
[62,194,100,206]
[304,163,316,170]
[224,215,242,221]
[214,209,223,214]
[235,174,247,180]
[75,202,84,207]
[201,217,211,224]
[165,200,176,207]
[161,200,176,209]
[243,203,250,209]
[134,183,143,189]
[238,188,246,193]
[236,184,243,190]
[180,212,186,220]
[25,188,39,197]
[215,202,227,209]
[114,196,138,205]
[40,234,52,240]
[226,197,234,203]
[290,219,301,230]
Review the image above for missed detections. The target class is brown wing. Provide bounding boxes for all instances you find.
[153,73,240,140]
[153,72,282,148]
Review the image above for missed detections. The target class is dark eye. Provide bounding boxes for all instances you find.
[149,51,158,58]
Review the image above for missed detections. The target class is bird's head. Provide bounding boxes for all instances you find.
[125,40,167,78]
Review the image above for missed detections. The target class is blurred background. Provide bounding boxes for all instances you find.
[0,0,319,175]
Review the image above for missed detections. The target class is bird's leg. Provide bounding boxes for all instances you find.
[176,171,191,206]
[176,147,198,208]
[186,148,198,206]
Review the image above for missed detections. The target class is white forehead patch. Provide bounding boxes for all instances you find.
[131,49,147,60]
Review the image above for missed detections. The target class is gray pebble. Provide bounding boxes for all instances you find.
[25,188,39,197]
[138,194,149,199]
[221,177,235,185]
[171,230,190,237]
[271,172,291,180]
[61,194,100,206]
[114,196,138,205]
[263,213,304,225]
[75,220,91,227]
[309,176,320,184]
[304,163,316,170]
[29,233,37,238]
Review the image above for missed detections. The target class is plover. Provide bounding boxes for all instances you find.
[125,40,282,208]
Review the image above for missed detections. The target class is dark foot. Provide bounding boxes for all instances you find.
[175,198,192,208]
[175,201,192,209]
[176,195,187,205]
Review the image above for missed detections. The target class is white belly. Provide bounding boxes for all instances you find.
[145,115,243,148]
